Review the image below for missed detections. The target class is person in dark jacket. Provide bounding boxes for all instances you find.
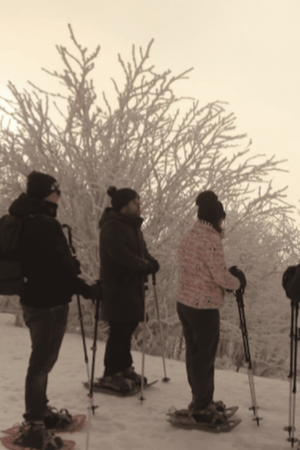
[282,265,300,301]
[94,186,159,393]
[9,171,99,450]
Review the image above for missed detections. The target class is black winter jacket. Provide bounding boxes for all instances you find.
[99,208,155,322]
[9,193,91,308]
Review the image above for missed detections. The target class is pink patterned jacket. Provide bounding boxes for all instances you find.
[176,220,240,309]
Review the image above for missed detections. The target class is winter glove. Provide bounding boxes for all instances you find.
[90,281,102,302]
[228,266,247,293]
[72,256,81,275]
[76,278,92,299]
[146,259,160,275]
[151,259,160,274]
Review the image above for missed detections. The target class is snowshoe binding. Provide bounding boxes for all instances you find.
[123,366,147,386]
[185,399,238,418]
[44,407,74,432]
[13,421,63,449]
[94,372,136,394]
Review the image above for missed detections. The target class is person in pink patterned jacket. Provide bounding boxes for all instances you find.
[176,190,246,425]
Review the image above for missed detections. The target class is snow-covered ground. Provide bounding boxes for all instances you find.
[0,312,299,450]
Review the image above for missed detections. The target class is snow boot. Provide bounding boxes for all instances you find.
[191,404,228,425]
[44,407,73,430]
[14,421,63,450]
[211,400,227,412]
[99,372,136,393]
[124,366,148,386]
[188,398,226,413]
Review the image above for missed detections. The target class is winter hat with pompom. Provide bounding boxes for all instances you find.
[107,186,139,211]
[26,171,60,200]
[196,190,226,225]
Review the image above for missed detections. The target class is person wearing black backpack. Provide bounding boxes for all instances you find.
[8,171,100,450]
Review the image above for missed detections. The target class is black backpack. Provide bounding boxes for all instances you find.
[0,214,28,295]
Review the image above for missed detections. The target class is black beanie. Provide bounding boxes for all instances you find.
[107,186,138,211]
[196,190,226,226]
[27,171,60,200]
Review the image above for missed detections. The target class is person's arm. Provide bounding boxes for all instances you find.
[31,217,92,298]
[202,236,240,291]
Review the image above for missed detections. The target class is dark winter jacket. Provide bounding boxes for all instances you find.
[99,208,155,322]
[9,193,91,308]
[284,264,300,301]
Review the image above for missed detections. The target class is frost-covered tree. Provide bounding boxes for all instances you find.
[0,25,298,376]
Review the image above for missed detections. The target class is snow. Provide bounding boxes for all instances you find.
[0,312,298,450]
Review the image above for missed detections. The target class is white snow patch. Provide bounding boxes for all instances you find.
[0,313,298,450]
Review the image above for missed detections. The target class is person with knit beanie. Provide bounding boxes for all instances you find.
[175,190,246,427]
[8,171,101,449]
[92,186,160,393]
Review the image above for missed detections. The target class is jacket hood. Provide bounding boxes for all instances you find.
[98,207,143,229]
[9,193,58,218]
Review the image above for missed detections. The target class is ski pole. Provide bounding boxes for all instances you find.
[85,297,100,450]
[291,301,299,448]
[284,300,299,447]
[139,294,148,402]
[235,289,261,425]
[152,273,170,382]
[88,297,100,414]
[62,224,91,387]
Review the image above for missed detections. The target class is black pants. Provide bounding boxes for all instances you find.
[177,302,220,411]
[22,304,69,422]
[104,321,138,376]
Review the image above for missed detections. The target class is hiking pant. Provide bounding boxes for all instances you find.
[104,321,138,376]
[21,304,69,422]
[177,302,220,411]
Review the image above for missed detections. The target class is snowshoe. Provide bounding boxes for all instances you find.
[123,366,147,386]
[95,372,136,393]
[44,407,73,431]
[167,406,241,432]
[12,421,64,449]
[170,405,239,420]
[83,378,158,397]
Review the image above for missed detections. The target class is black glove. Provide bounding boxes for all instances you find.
[146,259,160,274]
[228,266,247,292]
[90,281,102,302]
[282,265,298,291]
[72,256,81,275]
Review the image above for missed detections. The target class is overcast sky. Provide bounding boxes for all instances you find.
[1,0,300,219]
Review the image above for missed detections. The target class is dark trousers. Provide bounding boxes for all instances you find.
[21,304,69,422]
[177,302,220,411]
[104,321,138,376]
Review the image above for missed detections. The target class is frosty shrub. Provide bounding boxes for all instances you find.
[0,25,299,378]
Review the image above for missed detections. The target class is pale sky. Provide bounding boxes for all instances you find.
[1,0,300,218]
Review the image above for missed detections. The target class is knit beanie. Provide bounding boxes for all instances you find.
[196,190,226,225]
[107,186,138,211]
[27,171,60,200]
